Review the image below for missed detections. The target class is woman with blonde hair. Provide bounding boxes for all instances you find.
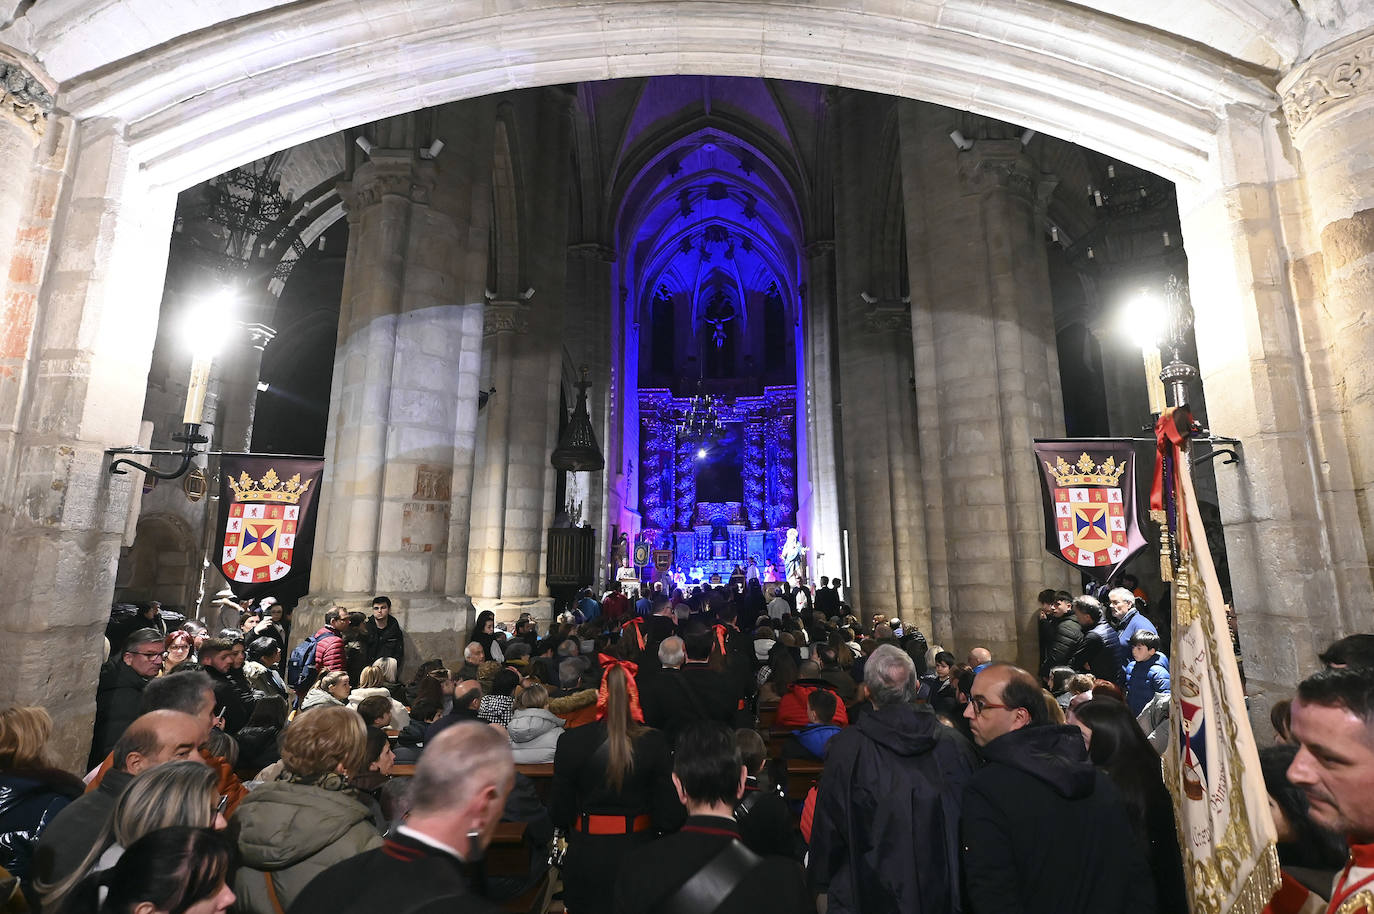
[38,760,225,913]
[551,660,683,914]
[300,670,351,711]
[346,662,410,730]
[0,706,84,903]
[232,705,382,912]
[507,682,565,764]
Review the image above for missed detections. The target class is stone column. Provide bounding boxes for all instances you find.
[802,240,845,584]
[899,102,1071,665]
[312,102,495,663]
[1280,27,1374,608]
[566,242,616,578]
[1177,96,1374,710]
[0,116,177,763]
[830,90,929,626]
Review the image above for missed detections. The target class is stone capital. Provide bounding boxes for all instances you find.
[338,152,436,211]
[484,299,531,336]
[804,240,835,258]
[956,139,1044,203]
[1280,25,1374,144]
[0,54,55,137]
[860,297,912,334]
[568,242,616,263]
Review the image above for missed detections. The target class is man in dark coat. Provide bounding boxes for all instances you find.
[1038,591,1084,679]
[808,644,977,913]
[34,710,207,888]
[638,637,714,746]
[1068,595,1118,679]
[961,663,1157,914]
[614,721,809,914]
[199,638,253,734]
[361,595,405,671]
[88,627,164,767]
[288,722,511,914]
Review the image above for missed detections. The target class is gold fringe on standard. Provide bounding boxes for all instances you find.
[1230,844,1282,914]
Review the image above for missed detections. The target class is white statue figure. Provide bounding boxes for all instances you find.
[782,527,808,586]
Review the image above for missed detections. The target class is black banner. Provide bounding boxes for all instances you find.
[1032,439,1148,582]
[215,456,324,603]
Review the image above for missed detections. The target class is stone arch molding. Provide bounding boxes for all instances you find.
[45,0,1279,194]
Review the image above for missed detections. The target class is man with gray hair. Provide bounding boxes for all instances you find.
[638,635,706,747]
[289,721,513,914]
[808,644,977,913]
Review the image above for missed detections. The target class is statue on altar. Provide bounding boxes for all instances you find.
[782,527,808,586]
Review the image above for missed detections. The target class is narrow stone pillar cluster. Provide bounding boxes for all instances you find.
[899,102,1071,664]
[310,103,495,658]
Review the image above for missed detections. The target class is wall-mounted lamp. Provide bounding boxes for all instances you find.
[420,138,445,160]
[1020,128,1036,147]
[355,136,375,155]
[478,387,497,411]
[949,130,974,151]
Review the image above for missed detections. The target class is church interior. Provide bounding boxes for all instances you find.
[1,0,1373,761]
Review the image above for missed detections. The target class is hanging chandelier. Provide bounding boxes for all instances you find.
[676,383,723,441]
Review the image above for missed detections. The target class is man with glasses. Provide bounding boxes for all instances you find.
[960,663,1154,914]
[89,627,165,768]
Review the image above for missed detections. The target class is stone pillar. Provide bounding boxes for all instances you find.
[830,90,929,626]
[0,115,177,764]
[899,102,1071,665]
[1280,27,1374,606]
[1175,103,1374,723]
[802,240,845,584]
[312,102,495,664]
[566,242,616,580]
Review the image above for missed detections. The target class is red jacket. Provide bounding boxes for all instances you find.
[775,680,849,728]
[313,626,345,672]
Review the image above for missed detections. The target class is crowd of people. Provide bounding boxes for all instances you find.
[0,577,1371,914]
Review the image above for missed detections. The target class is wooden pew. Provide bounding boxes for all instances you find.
[783,759,824,803]
[485,821,529,876]
[757,701,779,730]
[515,762,555,804]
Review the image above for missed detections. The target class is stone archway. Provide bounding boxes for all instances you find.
[3,0,1370,758]
[114,512,199,613]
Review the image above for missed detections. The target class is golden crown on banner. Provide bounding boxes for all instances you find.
[228,468,312,504]
[1044,453,1127,487]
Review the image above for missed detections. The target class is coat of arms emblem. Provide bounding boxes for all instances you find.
[1045,452,1130,568]
[221,468,312,584]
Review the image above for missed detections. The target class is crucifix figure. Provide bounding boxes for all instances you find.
[703,289,736,349]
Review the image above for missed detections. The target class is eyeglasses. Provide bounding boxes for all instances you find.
[129,650,168,659]
[970,697,1010,716]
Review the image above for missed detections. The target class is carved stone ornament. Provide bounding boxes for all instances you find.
[0,59,55,136]
[956,139,1041,202]
[484,299,531,336]
[1280,27,1374,141]
[338,158,436,212]
[568,242,617,263]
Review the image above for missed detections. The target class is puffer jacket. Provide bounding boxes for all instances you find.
[0,768,84,889]
[1124,652,1171,715]
[346,687,410,730]
[232,779,381,912]
[507,708,566,763]
[299,689,344,712]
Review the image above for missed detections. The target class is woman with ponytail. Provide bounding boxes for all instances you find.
[551,656,684,914]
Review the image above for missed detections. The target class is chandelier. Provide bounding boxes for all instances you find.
[676,384,724,441]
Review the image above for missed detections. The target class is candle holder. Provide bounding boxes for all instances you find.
[107,422,209,480]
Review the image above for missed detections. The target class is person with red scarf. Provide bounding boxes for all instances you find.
[550,656,685,914]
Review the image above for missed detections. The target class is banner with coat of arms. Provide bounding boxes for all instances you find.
[215,456,324,603]
[1033,439,1149,581]
[1155,409,1278,914]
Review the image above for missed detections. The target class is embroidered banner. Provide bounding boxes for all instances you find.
[1032,439,1149,581]
[1156,409,1278,914]
[215,456,324,603]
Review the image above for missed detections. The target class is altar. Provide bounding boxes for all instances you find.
[637,384,797,578]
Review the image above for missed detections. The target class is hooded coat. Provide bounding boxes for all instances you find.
[506,707,565,763]
[960,725,1158,914]
[808,703,977,914]
[0,767,84,893]
[233,779,382,912]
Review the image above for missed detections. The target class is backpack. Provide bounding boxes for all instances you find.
[285,631,328,689]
